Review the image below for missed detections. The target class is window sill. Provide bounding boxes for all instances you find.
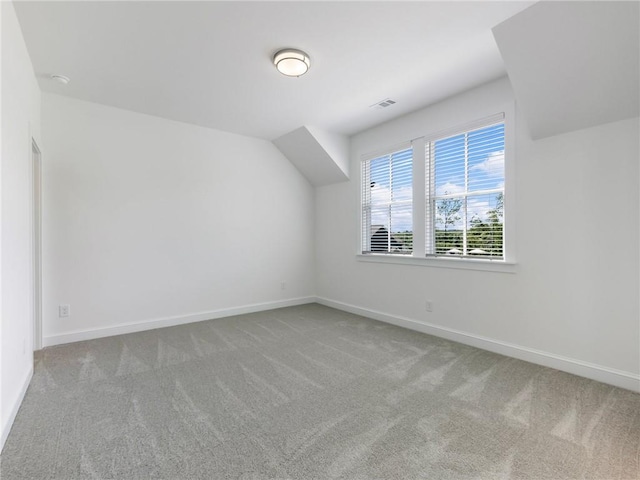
[356,254,517,273]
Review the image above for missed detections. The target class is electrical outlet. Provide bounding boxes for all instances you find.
[281,282,286,291]
[425,300,433,312]
[59,304,70,317]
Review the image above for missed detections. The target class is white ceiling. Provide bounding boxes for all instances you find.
[13,1,535,140]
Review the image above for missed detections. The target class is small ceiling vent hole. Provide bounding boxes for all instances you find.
[370,98,397,110]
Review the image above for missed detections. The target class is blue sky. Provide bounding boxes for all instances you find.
[369,148,413,232]
[434,123,504,231]
[367,123,504,233]
[435,123,505,196]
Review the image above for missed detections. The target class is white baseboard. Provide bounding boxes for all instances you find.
[1,365,33,453]
[40,295,640,392]
[43,296,316,347]
[316,297,640,393]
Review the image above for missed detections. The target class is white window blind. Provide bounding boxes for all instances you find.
[426,116,505,259]
[361,146,413,254]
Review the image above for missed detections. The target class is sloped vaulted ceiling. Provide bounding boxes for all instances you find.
[273,127,349,187]
[493,1,639,140]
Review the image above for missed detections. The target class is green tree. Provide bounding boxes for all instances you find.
[393,231,413,252]
[487,192,503,223]
[436,194,462,232]
[468,193,504,257]
[435,194,463,253]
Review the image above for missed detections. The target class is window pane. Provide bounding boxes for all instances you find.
[427,119,505,259]
[370,223,391,252]
[370,205,389,232]
[434,197,464,255]
[391,148,413,201]
[369,156,390,201]
[468,124,505,193]
[434,134,465,196]
[362,146,413,254]
[390,203,412,253]
[467,192,504,258]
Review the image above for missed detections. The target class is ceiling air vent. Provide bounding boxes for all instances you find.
[370,98,397,110]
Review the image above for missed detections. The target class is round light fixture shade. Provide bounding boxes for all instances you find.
[273,49,310,77]
[51,74,70,85]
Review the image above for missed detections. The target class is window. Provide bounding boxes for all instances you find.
[426,119,505,259]
[361,146,413,254]
[360,113,509,264]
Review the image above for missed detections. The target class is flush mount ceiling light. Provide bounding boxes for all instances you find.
[50,74,70,85]
[273,49,310,77]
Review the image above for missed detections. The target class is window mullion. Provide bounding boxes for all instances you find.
[425,140,435,255]
[463,132,469,254]
[362,114,507,261]
[364,161,371,252]
[388,155,392,251]
[361,143,413,255]
[412,137,426,257]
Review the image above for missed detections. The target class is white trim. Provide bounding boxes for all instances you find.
[35,295,640,392]
[1,366,33,452]
[316,297,640,393]
[502,102,516,263]
[411,137,426,257]
[43,297,316,347]
[357,254,517,273]
[359,104,516,266]
[31,138,43,351]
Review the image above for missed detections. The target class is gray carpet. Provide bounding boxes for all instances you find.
[1,304,639,479]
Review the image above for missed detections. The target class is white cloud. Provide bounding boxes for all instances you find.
[434,195,501,229]
[369,183,412,231]
[370,183,389,205]
[436,182,465,196]
[467,194,503,223]
[393,185,413,202]
[470,150,504,178]
[467,198,491,221]
[370,183,412,203]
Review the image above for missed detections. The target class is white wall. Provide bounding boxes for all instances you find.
[41,94,315,345]
[1,1,42,448]
[316,77,640,391]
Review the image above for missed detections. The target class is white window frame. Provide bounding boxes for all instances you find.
[425,113,506,260]
[360,142,414,255]
[358,106,516,273]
